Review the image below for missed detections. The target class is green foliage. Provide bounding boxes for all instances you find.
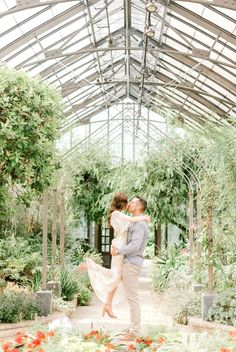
[152,250,202,325]
[141,147,189,230]
[0,235,41,285]
[77,272,91,290]
[152,245,188,292]
[0,285,40,323]
[173,294,201,325]
[209,287,236,326]
[163,266,201,325]
[101,143,189,235]
[0,278,6,292]
[129,329,236,352]
[71,147,111,224]
[77,284,92,306]
[66,239,103,266]
[0,66,63,227]
[60,268,81,301]
[144,243,155,259]
[59,268,92,305]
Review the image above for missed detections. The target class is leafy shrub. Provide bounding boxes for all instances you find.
[83,251,103,265]
[0,284,40,323]
[215,263,236,291]
[163,265,201,325]
[60,268,81,301]
[28,269,45,292]
[0,236,41,286]
[77,284,92,306]
[152,245,187,292]
[52,297,77,315]
[0,278,6,292]
[59,268,92,305]
[126,329,236,352]
[66,239,102,266]
[77,272,93,291]
[0,66,63,227]
[209,287,236,326]
[144,243,155,259]
[173,294,201,325]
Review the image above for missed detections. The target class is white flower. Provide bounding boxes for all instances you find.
[48,317,72,332]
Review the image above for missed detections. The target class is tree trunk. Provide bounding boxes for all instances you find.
[87,218,91,243]
[155,222,161,255]
[164,224,168,248]
[94,219,102,252]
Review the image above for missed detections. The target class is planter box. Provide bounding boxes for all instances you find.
[0,312,64,341]
[188,316,235,333]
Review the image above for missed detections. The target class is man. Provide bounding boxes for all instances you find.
[111,196,148,341]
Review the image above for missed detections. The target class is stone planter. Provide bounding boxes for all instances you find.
[193,284,205,292]
[47,281,61,297]
[36,290,52,317]
[201,292,215,321]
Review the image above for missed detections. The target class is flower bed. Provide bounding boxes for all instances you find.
[127,331,236,351]
[1,323,236,352]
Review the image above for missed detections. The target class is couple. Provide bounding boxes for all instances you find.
[83,192,149,341]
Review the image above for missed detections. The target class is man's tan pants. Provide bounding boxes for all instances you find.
[123,262,142,336]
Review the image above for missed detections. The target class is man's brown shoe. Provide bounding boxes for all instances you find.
[118,332,136,341]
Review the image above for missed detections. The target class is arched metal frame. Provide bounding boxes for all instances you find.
[0,0,235,133]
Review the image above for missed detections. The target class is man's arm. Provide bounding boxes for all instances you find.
[115,223,145,255]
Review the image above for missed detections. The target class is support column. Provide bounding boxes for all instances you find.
[37,190,52,316]
[206,203,214,292]
[47,188,61,297]
[60,191,65,269]
[188,191,194,269]
[201,202,214,321]
[51,189,57,281]
[197,191,202,258]
[42,190,48,290]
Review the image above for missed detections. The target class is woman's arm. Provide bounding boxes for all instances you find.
[118,211,150,223]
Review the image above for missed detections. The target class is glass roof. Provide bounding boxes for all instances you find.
[0,0,236,157]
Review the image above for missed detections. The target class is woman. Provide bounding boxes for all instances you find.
[80,192,149,318]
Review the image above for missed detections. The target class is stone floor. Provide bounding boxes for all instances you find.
[1,259,175,345]
[70,259,174,336]
[2,259,217,346]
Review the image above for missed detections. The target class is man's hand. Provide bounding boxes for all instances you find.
[111,246,118,256]
[145,215,151,223]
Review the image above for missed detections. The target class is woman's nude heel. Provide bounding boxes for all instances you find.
[102,304,117,318]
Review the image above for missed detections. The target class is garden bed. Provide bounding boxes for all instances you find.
[1,324,236,352]
[0,312,63,341]
[0,298,78,341]
[188,316,236,333]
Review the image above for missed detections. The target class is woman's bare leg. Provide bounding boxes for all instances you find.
[106,287,117,305]
[102,288,117,318]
